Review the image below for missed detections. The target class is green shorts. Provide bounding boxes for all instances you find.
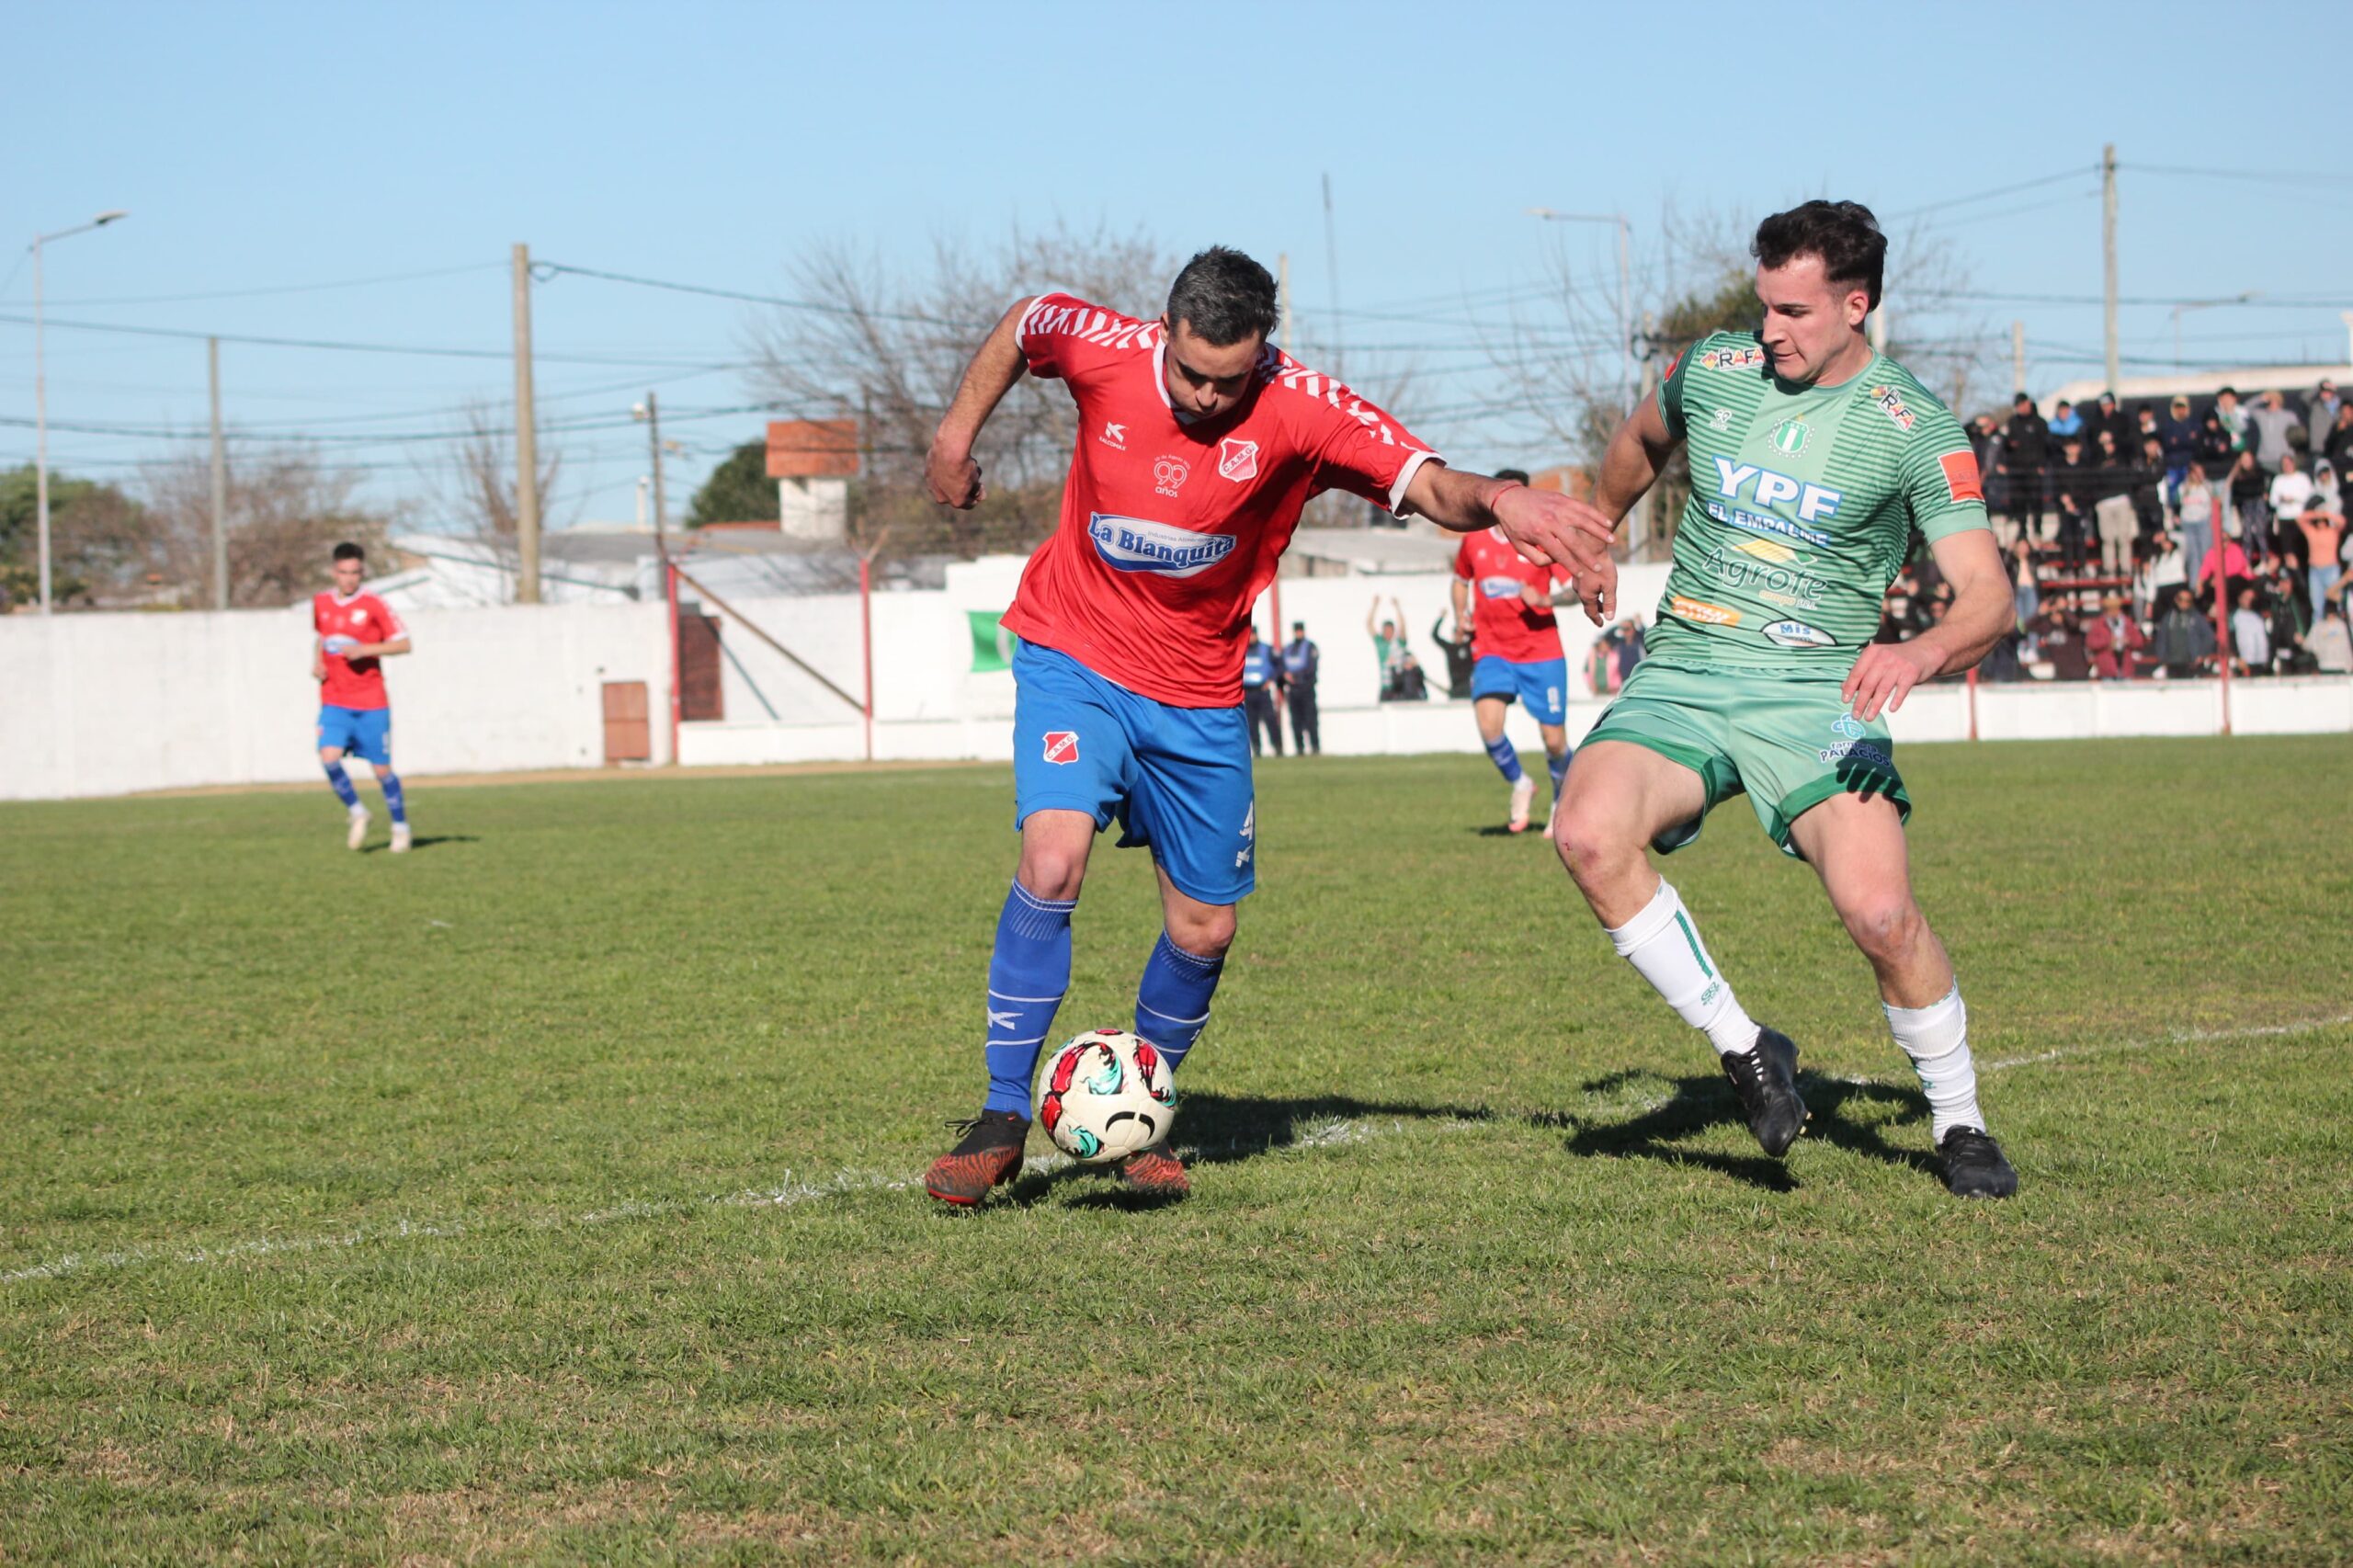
[1581,659,1910,858]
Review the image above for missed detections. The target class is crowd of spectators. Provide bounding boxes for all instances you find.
[1909,378,2353,680]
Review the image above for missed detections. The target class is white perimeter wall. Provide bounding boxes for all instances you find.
[3,557,2347,801]
[0,602,671,801]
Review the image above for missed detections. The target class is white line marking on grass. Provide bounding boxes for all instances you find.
[6,1118,1486,1289]
[13,1009,2343,1291]
[1979,1009,2353,1073]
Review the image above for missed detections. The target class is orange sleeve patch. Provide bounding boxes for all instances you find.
[1939,449,1984,505]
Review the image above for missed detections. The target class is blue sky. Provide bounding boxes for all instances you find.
[7,0,2350,526]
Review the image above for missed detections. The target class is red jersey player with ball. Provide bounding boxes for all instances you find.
[920,247,1616,1206]
[313,541,414,852]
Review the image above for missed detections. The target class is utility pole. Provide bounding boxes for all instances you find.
[2012,320,2027,397]
[1321,173,1344,381]
[640,392,667,555]
[512,242,542,604]
[208,337,227,609]
[2100,142,2120,396]
[1627,311,1658,559]
[1277,252,1291,356]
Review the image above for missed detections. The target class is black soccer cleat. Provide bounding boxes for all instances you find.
[1937,1126,2018,1199]
[1721,1027,1809,1157]
[923,1109,1030,1207]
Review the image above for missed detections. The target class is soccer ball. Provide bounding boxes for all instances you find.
[1034,1028,1177,1164]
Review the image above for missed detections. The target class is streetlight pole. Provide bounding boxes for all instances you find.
[1528,207,1633,414]
[2168,291,2260,369]
[30,210,128,614]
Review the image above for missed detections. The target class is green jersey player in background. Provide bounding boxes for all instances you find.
[1554,200,2018,1199]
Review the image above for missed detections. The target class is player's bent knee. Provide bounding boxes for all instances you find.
[1839,892,1922,961]
[1551,803,1636,882]
[1167,904,1236,957]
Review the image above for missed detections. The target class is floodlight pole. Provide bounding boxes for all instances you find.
[512,243,541,604]
[30,210,129,614]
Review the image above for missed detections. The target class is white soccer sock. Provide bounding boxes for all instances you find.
[1605,881,1758,1057]
[1885,984,1984,1142]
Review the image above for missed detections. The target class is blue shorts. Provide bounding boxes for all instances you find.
[1011,642,1256,905]
[317,705,392,766]
[1471,655,1569,725]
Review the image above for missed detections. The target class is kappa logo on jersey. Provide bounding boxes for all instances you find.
[1218,437,1259,482]
[1763,620,1836,649]
[1153,455,1189,496]
[1670,595,1742,627]
[1042,731,1080,765]
[1086,513,1236,578]
[1939,449,1984,504]
[1711,457,1843,531]
[1478,574,1524,600]
[1699,344,1769,371]
[1100,421,1127,450]
[1869,384,1917,432]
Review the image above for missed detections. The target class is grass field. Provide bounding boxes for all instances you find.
[4,738,2349,1563]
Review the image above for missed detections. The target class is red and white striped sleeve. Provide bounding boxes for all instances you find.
[1274,358,1440,516]
[1016,293,1160,381]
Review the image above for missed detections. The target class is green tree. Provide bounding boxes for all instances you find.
[0,463,155,608]
[687,440,780,528]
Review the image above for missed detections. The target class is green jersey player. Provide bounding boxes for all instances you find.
[1555,200,2018,1199]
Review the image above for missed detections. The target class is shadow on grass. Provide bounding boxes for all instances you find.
[1002,1089,1495,1210]
[360,835,480,855]
[1545,1068,1936,1193]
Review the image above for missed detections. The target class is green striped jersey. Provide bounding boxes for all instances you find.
[1648,331,1989,673]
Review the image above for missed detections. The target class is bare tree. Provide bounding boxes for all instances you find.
[744,222,1180,558]
[140,443,392,608]
[434,400,563,540]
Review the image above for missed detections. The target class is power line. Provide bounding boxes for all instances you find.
[535,261,976,328]
[2127,162,2353,187]
[0,260,503,309]
[0,312,732,367]
[1882,166,2093,221]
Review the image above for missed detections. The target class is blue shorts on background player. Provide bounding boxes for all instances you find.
[1471,654,1569,725]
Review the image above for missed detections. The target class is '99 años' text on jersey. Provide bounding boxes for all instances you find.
[1650,330,1989,673]
[1000,292,1438,708]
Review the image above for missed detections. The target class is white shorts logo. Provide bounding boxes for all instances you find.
[1086,514,1235,578]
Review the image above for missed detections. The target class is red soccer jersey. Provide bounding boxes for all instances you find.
[1453,527,1570,665]
[313,589,406,710]
[999,292,1439,708]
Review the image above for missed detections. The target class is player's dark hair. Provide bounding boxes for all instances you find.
[1752,200,1886,310]
[333,541,365,563]
[1165,246,1279,347]
[1495,467,1531,485]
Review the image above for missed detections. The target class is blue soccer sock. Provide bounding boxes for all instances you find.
[1135,930,1226,1074]
[380,772,407,824]
[323,759,360,810]
[1483,733,1525,784]
[1548,745,1572,801]
[982,881,1076,1116]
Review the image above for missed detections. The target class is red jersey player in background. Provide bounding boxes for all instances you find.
[919,246,1616,1207]
[313,541,414,852]
[1450,466,1577,834]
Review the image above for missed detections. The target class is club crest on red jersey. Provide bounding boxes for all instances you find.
[1218,437,1259,483]
[1042,731,1080,765]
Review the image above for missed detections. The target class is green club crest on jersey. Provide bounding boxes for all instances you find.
[1770,418,1811,456]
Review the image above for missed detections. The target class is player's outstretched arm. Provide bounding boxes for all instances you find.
[1842,528,2011,722]
[1595,392,1677,528]
[1404,463,1619,623]
[351,636,411,660]
[926,298,1035,510]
